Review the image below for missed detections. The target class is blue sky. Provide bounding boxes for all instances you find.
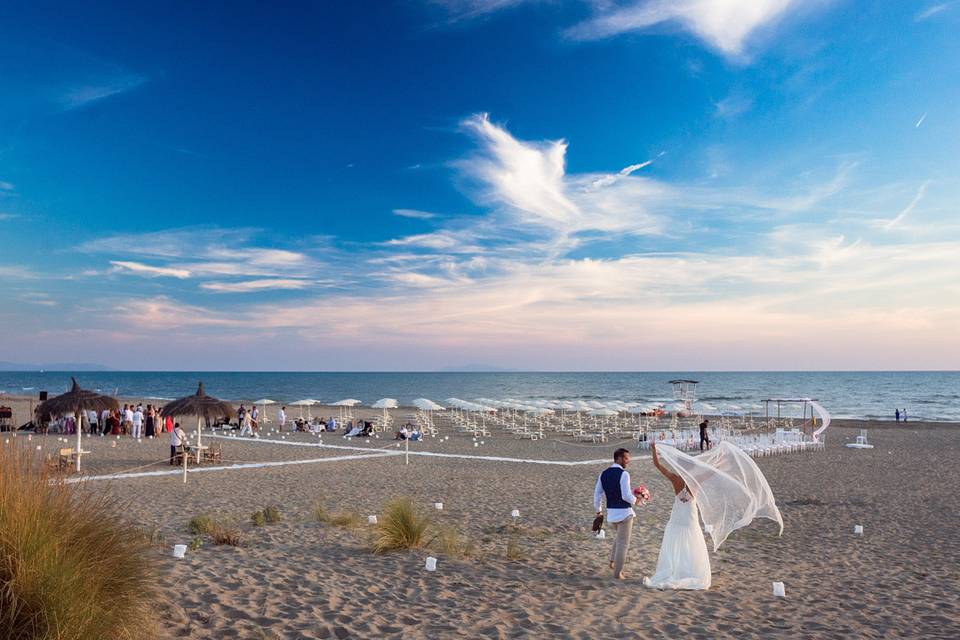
[1,1,958,370]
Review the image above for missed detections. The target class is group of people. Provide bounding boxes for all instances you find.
[895,408,909,422]
[236,404,260,437]
[37,402,174,438]
[394,423,422,441]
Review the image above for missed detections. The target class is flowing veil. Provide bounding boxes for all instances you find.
[654,441,784,551]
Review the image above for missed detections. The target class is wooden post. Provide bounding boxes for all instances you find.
[183,443,188,483]
[405,436,409,466]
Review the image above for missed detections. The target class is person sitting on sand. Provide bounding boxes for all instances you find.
[394,425,409,440]
[409,428,421,442]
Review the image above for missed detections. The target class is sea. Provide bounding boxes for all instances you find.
[2,371,959,421]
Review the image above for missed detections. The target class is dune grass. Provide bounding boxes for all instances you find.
[209,522,242,546]
[373,497,431,553]
[263,505,282,524]
[251,510,267,526]
[0,443,159,640]
[188,513,215,535]
[312,503,363,528]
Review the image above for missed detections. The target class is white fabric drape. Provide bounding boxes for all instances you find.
[654,441,783,551]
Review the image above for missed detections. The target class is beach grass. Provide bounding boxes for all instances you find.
[0,443,159,640]
[373,497,431,553]
[188,513,216,535]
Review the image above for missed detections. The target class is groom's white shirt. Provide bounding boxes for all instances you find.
[594,463,637,523]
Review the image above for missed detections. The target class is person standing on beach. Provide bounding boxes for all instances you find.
[699,419,711,451]
[251,405,259,435]
[131,405,144,439]
[895,408,900,422]
[903,408,908,422]
[122,404,134,435]
[594,448,638,580]
[278,406,286,432]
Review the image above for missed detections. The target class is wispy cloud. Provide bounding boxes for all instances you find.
[714,92,754,119]
[199,279,314,293]
[564,0,797,57]
[915,112,927,128]
[883,181,931,230]
[915,3,952,21]
[57,74,146,111]
[432,0,529,22]
[393,208,438,219]
[110,260,192,279]
[0,213,19,221]
[0,181,14,191]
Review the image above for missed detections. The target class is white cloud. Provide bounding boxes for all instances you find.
[433,0,529,21]
[0,181,14,191]
[0,213,19,221]
[58,74,146,111]
[109,261,192,279]
[200,279,314,293]
[458,113,665,236]
[565,0,796,57]
[915,3,952,21]
[883,181,931,230]
[714,92,754,118]
[393,208,438,219]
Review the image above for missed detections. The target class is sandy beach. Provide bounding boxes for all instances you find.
[2,392,958,639]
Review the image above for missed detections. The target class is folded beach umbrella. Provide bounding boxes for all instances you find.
[290,398,319,419]
[38,377,119,472]
[160,382,234,459]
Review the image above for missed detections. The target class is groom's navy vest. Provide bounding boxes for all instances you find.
[601,466,631,509]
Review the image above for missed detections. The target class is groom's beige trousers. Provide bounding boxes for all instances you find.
[608,515,634,575]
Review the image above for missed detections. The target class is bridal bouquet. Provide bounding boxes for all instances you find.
[633,484,651,506]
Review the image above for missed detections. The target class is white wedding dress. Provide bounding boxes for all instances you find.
[643,487,712,590]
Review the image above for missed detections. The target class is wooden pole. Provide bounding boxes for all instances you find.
[75,410,83,472]
[405,435,409,465]
[183,442,188,483]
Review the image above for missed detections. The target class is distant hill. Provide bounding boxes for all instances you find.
[436,364,519,373]
[0,361,115,372]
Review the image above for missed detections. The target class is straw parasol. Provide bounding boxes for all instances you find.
[160,382,234,462]
[38,377,119,472]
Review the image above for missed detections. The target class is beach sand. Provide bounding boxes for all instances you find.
[2,396,958,638]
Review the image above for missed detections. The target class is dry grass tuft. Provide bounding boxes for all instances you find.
[373,497,431,554]
[0,443,159,639]
[209,523,242,546]
[505,537,526,561]
[263,505,282,524]
[251,510,267,527]
[313,502,363,528]
[429,525,475,557]
[188,513,215,535]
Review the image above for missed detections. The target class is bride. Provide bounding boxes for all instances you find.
[643,441,784,590]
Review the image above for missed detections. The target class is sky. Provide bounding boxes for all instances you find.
[0,0,958,371]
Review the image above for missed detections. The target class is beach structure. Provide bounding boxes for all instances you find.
[161,382,234,464]
[332,398,362,422]
[669,379,699,415]
[846,429,874,449]
[37,378,118,472]
[254,399,276,423]
[372,398,398,429]
[291,398,318,420]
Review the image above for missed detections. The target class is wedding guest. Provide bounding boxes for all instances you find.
[163,413,173,434]
[278,406,286,431]
[170,422,186,465]
[122,404,134,435]
[251,405,259,433]
[699,419,711,451]
[895,408,900,422]
[131,405,144,439]
[593,448,638,580]
[144,405,156,438]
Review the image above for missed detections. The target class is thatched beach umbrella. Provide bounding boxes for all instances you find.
[38,377,119,472]
[160,382,234,462]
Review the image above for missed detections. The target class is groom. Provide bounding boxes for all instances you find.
[593,448,638,580]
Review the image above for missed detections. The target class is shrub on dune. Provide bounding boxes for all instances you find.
[0,444,158,640]
[373,497,431,553]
